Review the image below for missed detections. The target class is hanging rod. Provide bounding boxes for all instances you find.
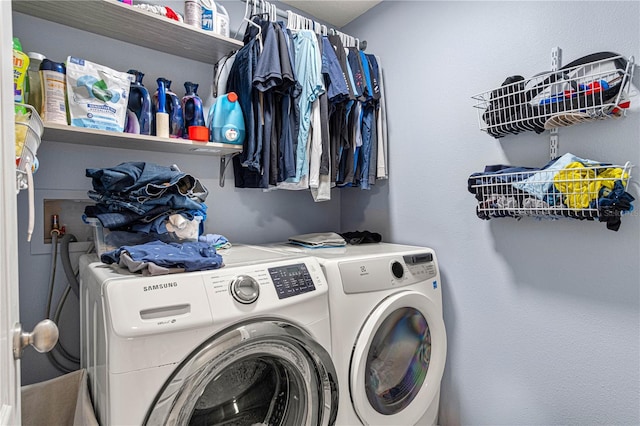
[239,0,367,50]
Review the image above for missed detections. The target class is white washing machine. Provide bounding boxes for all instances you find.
[79,245,339,425]
[263,243,447,426]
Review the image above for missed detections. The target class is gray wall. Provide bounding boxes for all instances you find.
[344,1,640,425]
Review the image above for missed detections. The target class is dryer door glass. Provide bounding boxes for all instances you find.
[365,307,431,415]
[143,320,338,426]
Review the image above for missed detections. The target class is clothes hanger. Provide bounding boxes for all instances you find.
[243,0,263,50]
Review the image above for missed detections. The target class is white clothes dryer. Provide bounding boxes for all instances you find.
[263,243,447,426]
[79,245,338,425]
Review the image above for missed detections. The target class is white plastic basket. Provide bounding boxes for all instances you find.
[15,103,44,192]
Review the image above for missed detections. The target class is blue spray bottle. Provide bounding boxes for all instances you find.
[126,69,152,135]
[182,81,205,137]
[154,78,169,138]
[152,77,183,138]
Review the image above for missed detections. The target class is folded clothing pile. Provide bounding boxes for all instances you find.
[84,162,224,273]
[288,232,347,248]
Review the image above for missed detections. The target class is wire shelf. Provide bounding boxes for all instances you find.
[472,55,636,138]
[469,160,634,228]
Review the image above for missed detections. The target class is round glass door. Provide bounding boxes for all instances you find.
[144,320,338,426]
[365,307,431,415]
[350,290,446,425]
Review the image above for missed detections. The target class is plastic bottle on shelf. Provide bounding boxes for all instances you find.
[208,92,245,144]
[215,3,230,37]
[126,69,152,135]
[12,37,29,114]
[182,81,205,136]
[184,0,216,31]
[152,78,183,138]
[40,59,68,124]
[26,52,45,114]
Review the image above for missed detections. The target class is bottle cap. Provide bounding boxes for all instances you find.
[227,92,238,103]
[13,37,22,51]
[27,52,46,62]
[188,125,209,142]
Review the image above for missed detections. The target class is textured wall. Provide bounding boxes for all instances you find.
[344,1,640,424]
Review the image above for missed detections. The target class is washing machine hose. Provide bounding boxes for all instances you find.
[45,233,80,373]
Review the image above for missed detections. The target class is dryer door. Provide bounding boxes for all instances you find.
[143,319,338,426]
[350,290,447,425]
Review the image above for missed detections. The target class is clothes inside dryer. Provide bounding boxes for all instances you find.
[365,307,432,416]
[189,355,306,426]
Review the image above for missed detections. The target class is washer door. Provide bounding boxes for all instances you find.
[143,319,338,426]
[350,290,447,425]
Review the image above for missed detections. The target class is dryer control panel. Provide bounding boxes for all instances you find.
[339,251,438,294]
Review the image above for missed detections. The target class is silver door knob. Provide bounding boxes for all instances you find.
[13,319,59,360]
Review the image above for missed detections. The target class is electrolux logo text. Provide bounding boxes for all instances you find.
[143,282,178,292]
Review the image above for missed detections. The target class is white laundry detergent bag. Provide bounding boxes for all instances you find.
[66,56,133,132]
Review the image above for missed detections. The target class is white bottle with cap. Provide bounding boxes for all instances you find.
[215,3,230,37]
[184,0,215,31]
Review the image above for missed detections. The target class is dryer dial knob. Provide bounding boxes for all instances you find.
[391,261,404,279]
[230,275,260,304]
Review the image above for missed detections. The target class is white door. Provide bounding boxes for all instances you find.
[1,0,22,421]
[1,3,58,423]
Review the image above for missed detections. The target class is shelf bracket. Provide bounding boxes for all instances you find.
[219,154,234,187]
[549,46,562,159]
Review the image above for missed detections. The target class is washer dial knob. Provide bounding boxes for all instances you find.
[391,261,404,279]
[230,275,260,304]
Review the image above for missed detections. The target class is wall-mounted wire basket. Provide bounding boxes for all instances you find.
[468,158,635,231]
[472,54,636,138]
[15,103,44,193]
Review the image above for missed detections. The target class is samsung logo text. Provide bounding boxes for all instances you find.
[144,282,178,292]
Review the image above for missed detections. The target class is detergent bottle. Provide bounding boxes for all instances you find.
[182,81,205,136]
[152,78,183,138]
[214,3,230,37]
[208,92,245,145]
[26,52,45,114]
[126,69,152,135]
[12,37,29,114]
[40,58,68,125]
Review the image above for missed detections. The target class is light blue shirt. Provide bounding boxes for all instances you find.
[286,30,324,183]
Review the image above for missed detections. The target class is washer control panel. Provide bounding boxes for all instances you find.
[268,263,316,299]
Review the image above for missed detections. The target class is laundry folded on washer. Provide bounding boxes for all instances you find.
[339,230,382,244]
[84,162,207,240]
[198,233,232,249]
[288,232,347,248]
[101,240,224,274]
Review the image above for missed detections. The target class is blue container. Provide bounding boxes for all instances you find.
[152,78,183,138]
[126,69,152,135]
[207,92,245,145]
[182,81,205,136]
